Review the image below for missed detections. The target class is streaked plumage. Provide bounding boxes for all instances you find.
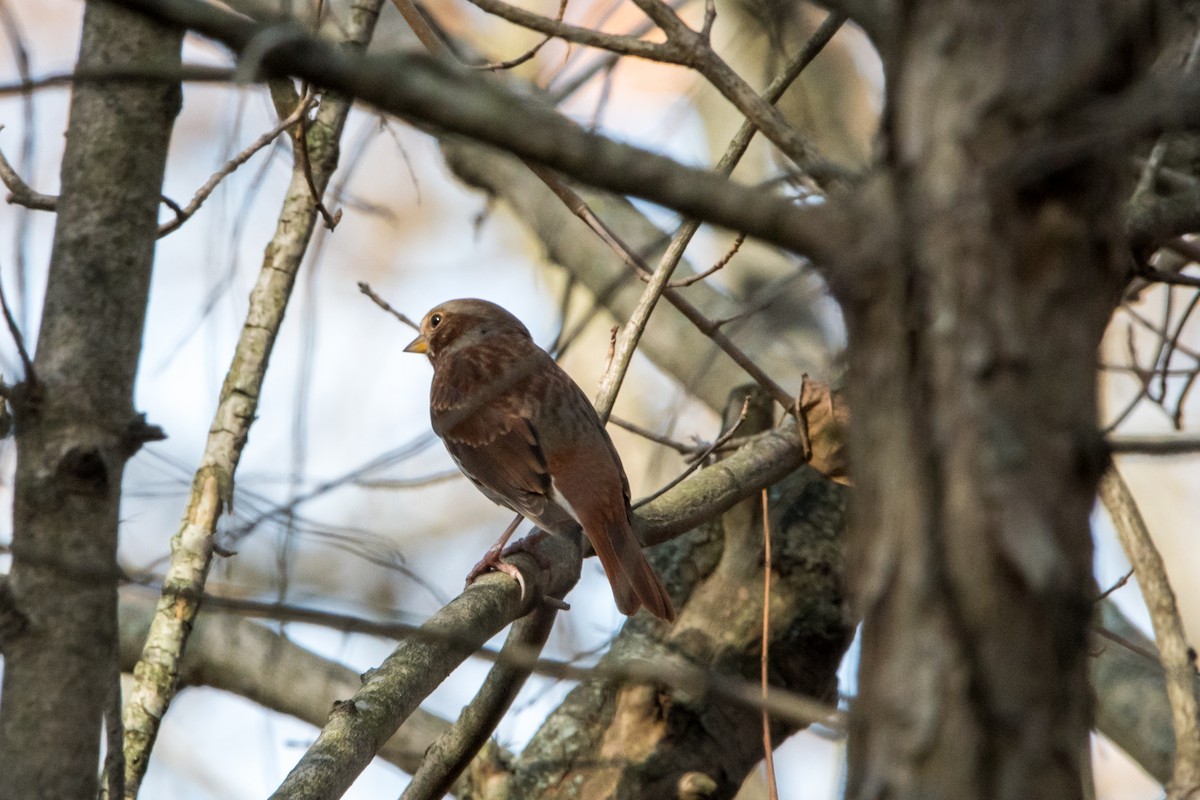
[405,298,675,621]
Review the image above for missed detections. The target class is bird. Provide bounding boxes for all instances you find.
[404,298,675,622]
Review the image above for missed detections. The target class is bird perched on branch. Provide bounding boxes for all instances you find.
[405,298,675,622]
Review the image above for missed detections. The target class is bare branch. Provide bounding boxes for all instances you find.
[399,603,560,800]
[1094,597,1187,784]
[268,534,581,800]
[760,488,780,800]
[468,0,847,181]
[357,281,419,329]
[633,394,751,508]
[109,0,848,263]
[0,64,233,98]
[1109,432,1200,454]
[1100,468,1200,797]
[157,94,316,236]
[593,11,846,418]
[457,0,681,62]
[116,587,457,776]
[118,2,386,795]
[0,258,34,381]
[143,585,841,730]
[471,0,568,71]
[0,130,56,211]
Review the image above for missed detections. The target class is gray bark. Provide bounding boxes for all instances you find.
[840,2,1154,798]
[0,4,182,799]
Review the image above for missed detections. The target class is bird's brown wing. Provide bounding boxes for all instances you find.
[430,344,572,531]
[534,367,676,621]
[431,338,674,620]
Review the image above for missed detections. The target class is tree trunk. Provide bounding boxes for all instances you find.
[841,2,1146,798]
[0,5,181,798]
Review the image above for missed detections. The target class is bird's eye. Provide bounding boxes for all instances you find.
[429,313,442,328]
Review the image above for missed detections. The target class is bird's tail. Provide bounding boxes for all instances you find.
[588,517,675,622]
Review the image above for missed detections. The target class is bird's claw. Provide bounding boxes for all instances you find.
[464,532,551,602]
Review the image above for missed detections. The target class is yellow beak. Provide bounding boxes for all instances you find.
[403,334,429,354]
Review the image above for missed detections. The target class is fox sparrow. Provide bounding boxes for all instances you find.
[405,298,675,622]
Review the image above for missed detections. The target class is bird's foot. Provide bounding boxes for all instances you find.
[465,531,551,601]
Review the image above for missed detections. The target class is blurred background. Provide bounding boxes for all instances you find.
[0,0,1195,796]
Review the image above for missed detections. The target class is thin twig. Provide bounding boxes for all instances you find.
[454,0,680,62]
[609,414,697,455]
[608,413,754,460]
[158,95,316,236]
[667,231,745,288]
[633,393,750,508]
[353,470,461,489]
[1100,468,1200,798]
[588,12,846,416]
[168,588,843,730]
[472,0,568,71]
[760,487,779,800]
[1093,620,1168,667]
[0,258,34,381]
[293,95,342,230]
[0,127,55,211]
[1103,386,1148,434]
[357,281,419,329]
[0,64,234,98]
[1096,567,1135,601]
[699,0,715,40]
[1118,299,1200,426]
[546,7,673,101]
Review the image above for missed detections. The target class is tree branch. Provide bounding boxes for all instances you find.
[116,588,457,776]
[156,93,316,236]
[1108,432,1200,454]
[592,11,846,420]
[260,375,839,798]
[108,0,848,263]
[269,535,582,800]
[1093,598,1184,785]
[0,131,55,210]
[1100,468,1200,797]
[118,3,384,795]
[400,602,560,800]
[441,138,838,412]
[468,0,848,181]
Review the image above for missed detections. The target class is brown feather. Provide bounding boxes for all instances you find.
[415,298,675,621]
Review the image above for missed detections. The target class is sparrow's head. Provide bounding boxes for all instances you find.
[404,298,532,362]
